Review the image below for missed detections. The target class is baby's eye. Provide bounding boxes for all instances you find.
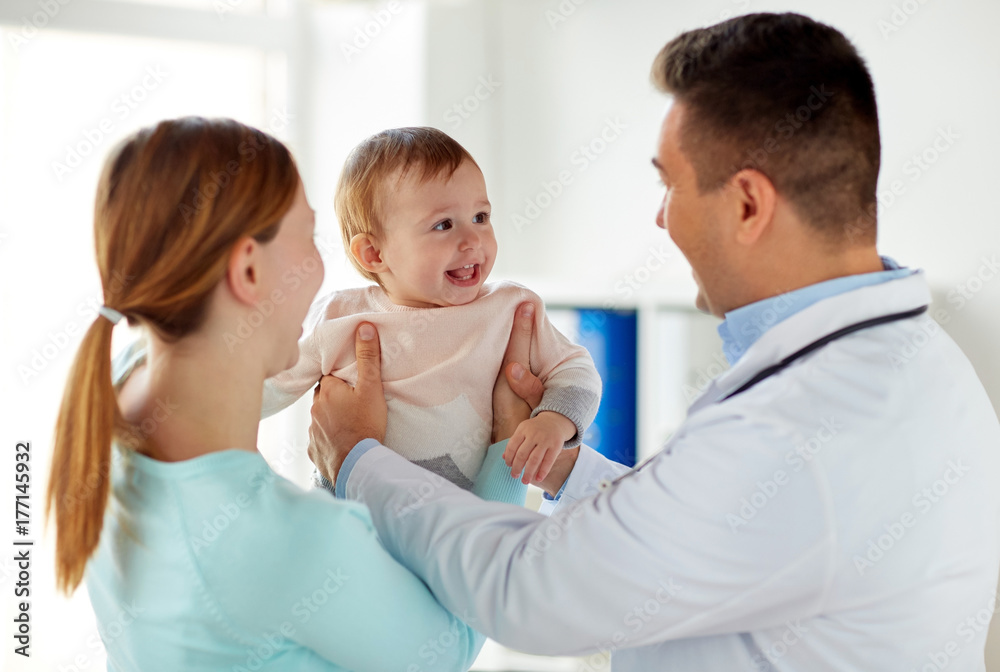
[433,219,453,231]
[473,212,490,224]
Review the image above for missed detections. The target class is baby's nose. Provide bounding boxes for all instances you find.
[459,227,481,249]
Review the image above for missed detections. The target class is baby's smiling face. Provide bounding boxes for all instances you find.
[374,159,496,308]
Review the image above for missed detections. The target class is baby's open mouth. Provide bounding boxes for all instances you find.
[445,263,480,286]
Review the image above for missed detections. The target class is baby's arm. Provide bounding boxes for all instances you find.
[261,346,322,419]
[260,294,335,419]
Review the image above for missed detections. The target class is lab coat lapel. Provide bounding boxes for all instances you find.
[698,272,932,407]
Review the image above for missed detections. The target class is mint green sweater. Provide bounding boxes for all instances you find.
[84,340,526,671]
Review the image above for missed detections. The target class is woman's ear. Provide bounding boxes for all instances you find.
[225,235,263,306]
[350,233,388,273]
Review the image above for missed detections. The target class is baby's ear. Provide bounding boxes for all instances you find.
[350,233,387,273]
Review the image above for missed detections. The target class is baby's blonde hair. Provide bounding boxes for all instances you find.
[335,127,479,286]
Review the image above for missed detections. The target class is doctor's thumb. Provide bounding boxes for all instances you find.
[506,361,544,409]
[354,322,383,392]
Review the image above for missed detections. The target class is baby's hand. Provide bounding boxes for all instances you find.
[503,411,577,485]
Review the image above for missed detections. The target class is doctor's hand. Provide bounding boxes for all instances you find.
[492,302,580,497]
[307,322,387,484]
[492,302,544,444]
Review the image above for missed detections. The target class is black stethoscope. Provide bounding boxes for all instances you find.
[594,304,929,491]
[720,304,929,400]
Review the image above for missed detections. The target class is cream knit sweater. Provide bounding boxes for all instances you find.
[262,281,602,489]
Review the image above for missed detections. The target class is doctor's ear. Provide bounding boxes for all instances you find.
[350,233,388,273]
[728,168,777,246]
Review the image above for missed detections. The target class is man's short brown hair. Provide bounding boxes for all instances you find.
[335,127,479,284]
[651,12,881,243]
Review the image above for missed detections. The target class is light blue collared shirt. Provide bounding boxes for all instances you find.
[716,256,915,365]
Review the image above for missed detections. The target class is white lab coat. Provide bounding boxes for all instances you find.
[342,271,1000,670]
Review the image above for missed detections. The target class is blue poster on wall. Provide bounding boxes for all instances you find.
[576,309,637,468]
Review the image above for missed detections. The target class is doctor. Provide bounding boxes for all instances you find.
[309,12,1000,670]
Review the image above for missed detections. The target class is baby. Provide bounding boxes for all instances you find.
[262,127,601,490]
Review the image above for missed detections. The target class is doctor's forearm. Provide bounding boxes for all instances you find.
[341,445,685,655]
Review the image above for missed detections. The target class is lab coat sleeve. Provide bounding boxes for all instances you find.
[342,419,836,656]
[536,445,630,516]
[555,444,632,506]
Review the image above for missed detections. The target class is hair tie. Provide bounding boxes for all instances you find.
[98,306,125,325]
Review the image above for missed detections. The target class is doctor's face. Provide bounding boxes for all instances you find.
[653,101,733,318]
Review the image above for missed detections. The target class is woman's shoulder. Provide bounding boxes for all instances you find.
[184,463,381,624]
[190,459,375,559]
